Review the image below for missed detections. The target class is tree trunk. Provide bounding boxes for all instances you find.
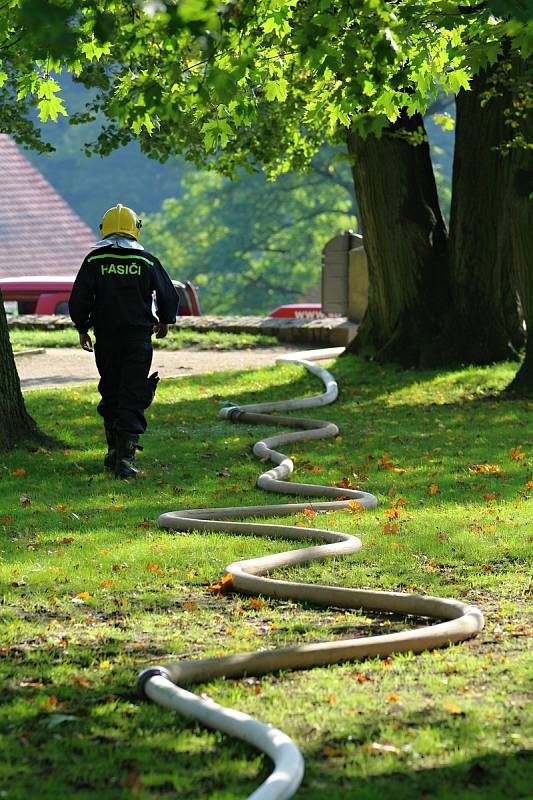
[346,112,452,367]
[0,296,40,450]
[448,64,525,364]
[504,61,533,394]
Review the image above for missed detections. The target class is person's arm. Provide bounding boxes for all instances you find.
[69,258,95,350]
[151,259,179,338]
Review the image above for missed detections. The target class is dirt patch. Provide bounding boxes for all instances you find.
[17,346,303,391]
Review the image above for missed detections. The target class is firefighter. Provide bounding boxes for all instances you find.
[69,204,178,479]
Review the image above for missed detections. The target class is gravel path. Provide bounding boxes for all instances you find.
[16,346,302,391]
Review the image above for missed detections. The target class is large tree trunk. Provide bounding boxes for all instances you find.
[448,64,525,364]
[0,297,40,449]
[346,112,451,367]
[504,61,533,394]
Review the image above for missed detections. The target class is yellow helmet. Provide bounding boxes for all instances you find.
[100,204,142,240]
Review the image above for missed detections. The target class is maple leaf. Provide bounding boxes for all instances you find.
[303,507,317,519]
[249,598,263,610]
[426,483,441,495]
[509,446,526,461]
[73,676,92,689]
[444,702,463,715]
[347,499,364,513]
[145,562,162,573]
[12,468,26,477]
[383,522,399,535]
[468,464,501,475]
[387,693,400,703]
[208,573,234,594]
[183,601,198,610]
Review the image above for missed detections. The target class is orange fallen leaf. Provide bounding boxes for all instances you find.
[426,483,440,495]
[73,676,92,688]
[509,446,525,461]
[145,562,162,573]
[383,522,399,535]
[387,693,400,703]
[12,468,26,477]
[249,598,264,610]
[347,499,364,513]
[61,537,75,545]
[183,601,198,610]
[1,516,15,523]
[327,694,337,704]
[45,695,58,709]
[208,573,234,594]
[468,464,501,475]
[444,702,463,715]
[303,507,317,519]
[73,591,91,601]
[100,580,113,587]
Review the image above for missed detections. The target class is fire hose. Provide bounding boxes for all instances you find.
[137,348,484,800]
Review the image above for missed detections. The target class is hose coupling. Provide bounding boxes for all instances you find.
[137,666,173,699]
[220,406,244,421]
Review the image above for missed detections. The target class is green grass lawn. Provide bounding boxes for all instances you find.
[0,355,531,799]
[8,328,278,352]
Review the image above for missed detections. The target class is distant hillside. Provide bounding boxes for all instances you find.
[22,75,454,231]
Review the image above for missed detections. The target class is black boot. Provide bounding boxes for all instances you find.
[115,432,142,480]
[103,426,116,472]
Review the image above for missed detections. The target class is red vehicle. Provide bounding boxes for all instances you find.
[269,303,326,320]
[0,276,201,316]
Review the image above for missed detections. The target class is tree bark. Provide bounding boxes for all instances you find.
[0,296,40,450]
[448,64,525,364]
[346,112,452,367]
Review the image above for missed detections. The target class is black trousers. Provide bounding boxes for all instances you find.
[94,333,154,435]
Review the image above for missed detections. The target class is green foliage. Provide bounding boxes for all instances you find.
[142,151,355,314]
[1,0,530,171]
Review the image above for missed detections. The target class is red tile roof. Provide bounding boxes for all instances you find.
[0,134,96,277]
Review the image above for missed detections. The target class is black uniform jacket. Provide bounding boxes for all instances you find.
[69,245,178,336]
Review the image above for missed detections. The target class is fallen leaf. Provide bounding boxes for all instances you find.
[73,676,92,689]
[183,601,198,610]
[366,741,400,754]
[303,507,317,519]
[20,495,31,507]
[444,702,463,715]
[387,693,400,703]
[208,573,234,594]
[249,598,264,610]
[61,537,75,545]
[99,660,112,670]
[99,580,113,587]
[12,468,27,477]
[509,446,526,461]
[468,464,501,476]
[426,483,441,495]
[73,591,91,601]
[347,499,364,513]
[145,562,162,573]
[327,694,337,704]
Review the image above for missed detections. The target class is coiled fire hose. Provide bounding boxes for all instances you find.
[137,348,484,800]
